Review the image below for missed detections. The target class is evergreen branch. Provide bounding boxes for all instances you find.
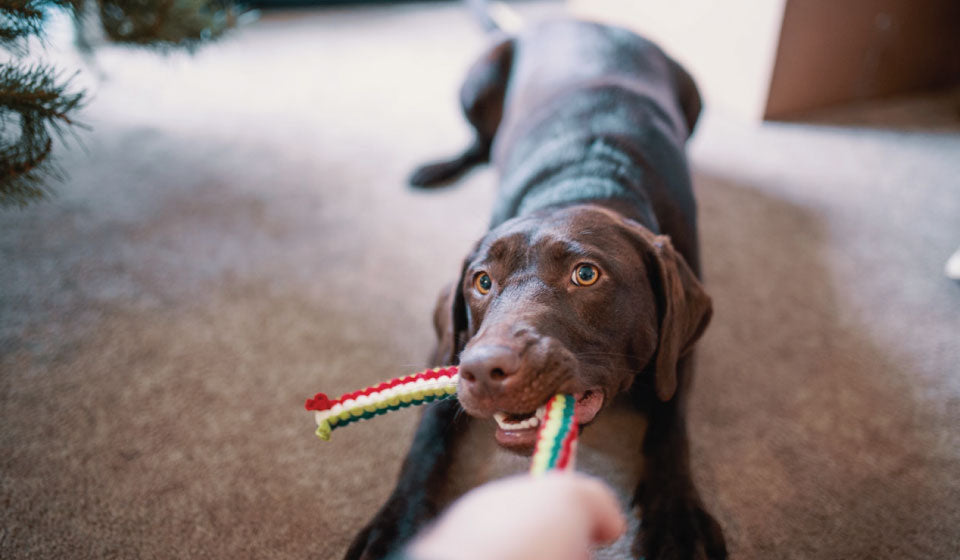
[98,0,234,50]
[0,62,85,207]
[0,1,82,52]
[0,1,45,46]
[0,0,237,207]
[0,63,83,126]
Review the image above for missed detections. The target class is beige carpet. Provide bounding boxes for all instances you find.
[2,4,959,559]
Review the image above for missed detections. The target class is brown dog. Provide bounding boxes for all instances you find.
[345,16,726,560]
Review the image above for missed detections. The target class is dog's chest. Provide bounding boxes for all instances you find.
[436,400,648,558]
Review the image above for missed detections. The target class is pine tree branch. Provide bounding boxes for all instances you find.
[0,1,45,46]
[98,0,235,50]
[0,64,83,126]
[1,1,82,56]
[1,0,237,207]
[1,63,85,207]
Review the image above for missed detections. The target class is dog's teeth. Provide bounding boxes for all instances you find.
[493,411,540,431]
[518,417,538,430]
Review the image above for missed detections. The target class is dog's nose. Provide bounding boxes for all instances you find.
[458,345,521,395]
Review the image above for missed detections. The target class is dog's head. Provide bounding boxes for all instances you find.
[432,205,711,451]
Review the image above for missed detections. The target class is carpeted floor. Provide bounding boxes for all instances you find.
[2,4,959,559]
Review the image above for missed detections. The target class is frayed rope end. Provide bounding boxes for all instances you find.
[315,420,332,441]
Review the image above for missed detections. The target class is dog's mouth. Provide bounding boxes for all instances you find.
[493,389,604,451]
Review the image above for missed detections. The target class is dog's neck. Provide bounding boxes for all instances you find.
[490,135,661,233]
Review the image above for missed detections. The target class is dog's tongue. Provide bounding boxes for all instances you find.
[574,390,604,424]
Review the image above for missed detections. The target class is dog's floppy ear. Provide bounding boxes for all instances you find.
[429,261,471,367]
[633,227,712,401]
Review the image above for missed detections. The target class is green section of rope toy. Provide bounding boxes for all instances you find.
[529,394,578,475]
[315,386,457,441]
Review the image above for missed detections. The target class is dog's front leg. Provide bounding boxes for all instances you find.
[343,399,467,560]
[633,358,727,560]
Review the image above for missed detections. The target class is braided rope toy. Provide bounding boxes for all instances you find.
[305,366,579,474]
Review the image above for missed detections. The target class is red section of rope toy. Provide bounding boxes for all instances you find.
[305,393,333,411]
[554,417,579,470]
[304,366,459,412]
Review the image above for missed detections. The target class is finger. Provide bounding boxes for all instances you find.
[569,475,627,544]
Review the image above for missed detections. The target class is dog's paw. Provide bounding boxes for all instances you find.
[639,500,727,560]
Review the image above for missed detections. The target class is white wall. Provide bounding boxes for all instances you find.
[569,0,787,120]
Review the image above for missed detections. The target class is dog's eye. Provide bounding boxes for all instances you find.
[572,264,600,286]
[474,272,493,295]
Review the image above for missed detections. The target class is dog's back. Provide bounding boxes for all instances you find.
[490,19,704,270]
[496,19,697,150]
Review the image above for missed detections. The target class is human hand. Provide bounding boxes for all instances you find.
[408,472,626,560]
